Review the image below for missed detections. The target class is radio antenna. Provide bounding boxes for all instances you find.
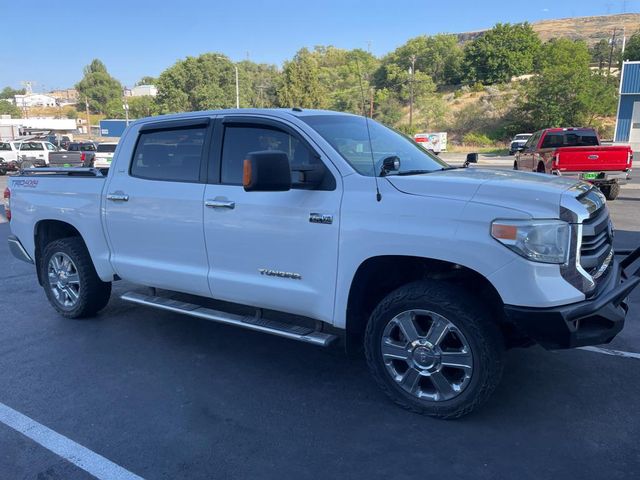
[355,57,381,202]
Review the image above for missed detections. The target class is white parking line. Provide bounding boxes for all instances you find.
[578,346,640,360]
[0,402,143,480]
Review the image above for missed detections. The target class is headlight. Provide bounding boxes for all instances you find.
[491,219,570,264]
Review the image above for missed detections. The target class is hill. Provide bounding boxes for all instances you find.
[457,13,640,46]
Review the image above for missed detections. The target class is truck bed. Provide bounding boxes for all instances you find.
[7,169,113,280]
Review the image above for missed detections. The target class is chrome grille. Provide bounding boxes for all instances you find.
[580,208,613,276]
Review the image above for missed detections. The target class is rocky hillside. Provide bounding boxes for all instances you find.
[457,13,640,46]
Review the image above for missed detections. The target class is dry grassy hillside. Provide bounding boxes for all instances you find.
[457,13,640,46]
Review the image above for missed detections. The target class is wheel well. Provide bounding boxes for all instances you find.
[34,220,83,285]
[345,256,507,352]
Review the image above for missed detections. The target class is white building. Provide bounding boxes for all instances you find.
[0,117,77,140]
[127,84,158,97]
[14,94,58,108]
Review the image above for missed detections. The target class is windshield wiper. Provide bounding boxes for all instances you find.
[394,169,435,176]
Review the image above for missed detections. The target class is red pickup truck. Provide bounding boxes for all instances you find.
[514,127,633,200]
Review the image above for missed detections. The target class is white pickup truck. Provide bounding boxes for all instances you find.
[5,109,640,418]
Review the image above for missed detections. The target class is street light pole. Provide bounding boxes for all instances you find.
[409,55,416,128]
[235,64,240,109]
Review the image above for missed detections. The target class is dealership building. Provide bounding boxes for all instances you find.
[615,61,640,151]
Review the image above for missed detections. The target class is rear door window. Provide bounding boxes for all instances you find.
[131,127,206,182]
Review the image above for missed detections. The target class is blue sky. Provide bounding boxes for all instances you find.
[2,0,638,90]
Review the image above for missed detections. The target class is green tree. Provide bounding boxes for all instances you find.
[75,59,123,114]
[156,53,238,113]
[278,48,328,109]
[0,100,21,117]
[625,31,640,61]
[590,39,611,69]
[376,34,463,87]
[136,76,157,86]
[127,96,160,118]
[0,87,26,100]
[518,39,617,129]
[236,60,281,108]
[463,23,541,84]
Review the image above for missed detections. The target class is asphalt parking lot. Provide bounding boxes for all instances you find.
[1,163,640,479]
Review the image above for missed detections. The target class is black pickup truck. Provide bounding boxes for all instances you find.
[48,142,97,167]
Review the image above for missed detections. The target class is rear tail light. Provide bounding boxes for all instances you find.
[552,153,559,169]
[80,152,86,163]
[3,187,10,221]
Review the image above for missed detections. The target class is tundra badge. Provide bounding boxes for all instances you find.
[309,213,333,224]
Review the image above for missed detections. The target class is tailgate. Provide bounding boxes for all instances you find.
[49,152,84,167]
[556,146,631,172]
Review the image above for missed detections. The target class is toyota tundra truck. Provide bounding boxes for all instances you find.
[5,109,640,418]
[514,127,633,200]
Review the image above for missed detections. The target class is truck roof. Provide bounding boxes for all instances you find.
[129,108,360,128]
[542,127,595,133]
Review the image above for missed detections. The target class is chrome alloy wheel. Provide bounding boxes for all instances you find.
[380,309,473,402]
[47,252,81,308]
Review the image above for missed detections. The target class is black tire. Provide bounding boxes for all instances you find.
[364,280,504,419]
[536,162,545,173]
[41,237,111,319]
[513,160,518,170]
[600,183,620,201]
[0,168,6,176]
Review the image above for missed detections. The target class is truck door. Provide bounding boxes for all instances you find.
[519,131,540,171]
[104,118,212,296]
[202,117,341,323]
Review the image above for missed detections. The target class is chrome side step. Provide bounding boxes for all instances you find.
[120,291,338,347]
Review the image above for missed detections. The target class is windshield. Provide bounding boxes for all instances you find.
[514,134,531,141]
[97,144,117,153]
[301,115,448,176]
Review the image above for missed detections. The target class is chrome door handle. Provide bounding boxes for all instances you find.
[106,193,129,202]
[205,199,235,209]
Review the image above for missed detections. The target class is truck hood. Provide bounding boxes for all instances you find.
[385,168,583,217]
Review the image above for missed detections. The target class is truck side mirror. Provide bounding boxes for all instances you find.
[243,151,291,192]
[466,153,478,164]
[516,145,526,152]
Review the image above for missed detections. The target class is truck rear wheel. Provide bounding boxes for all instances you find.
[41,237,111,319]
[599,183,620,201]
[364,280,504,419]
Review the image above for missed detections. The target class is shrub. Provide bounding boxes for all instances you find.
[463,132,493,147]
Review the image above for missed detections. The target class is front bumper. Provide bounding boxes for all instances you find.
[504,246,640,349]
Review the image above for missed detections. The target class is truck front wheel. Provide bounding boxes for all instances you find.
[364,280,504,418]
[599,183,620,201]
[41,237,111,319]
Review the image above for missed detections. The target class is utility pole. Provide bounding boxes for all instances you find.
[122,87,130,125]
[621,27,627,61]
[608,28,618,76]
[85,96,92,140]
[409,55,416,128]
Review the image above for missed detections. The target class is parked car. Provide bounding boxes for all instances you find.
[94,142,118,168]
[509,133,532,155]
[514,127,633,200]
[5,109,640,419]
[414,132,447,154]
[0,140,60,171]
[48,141,97,168]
